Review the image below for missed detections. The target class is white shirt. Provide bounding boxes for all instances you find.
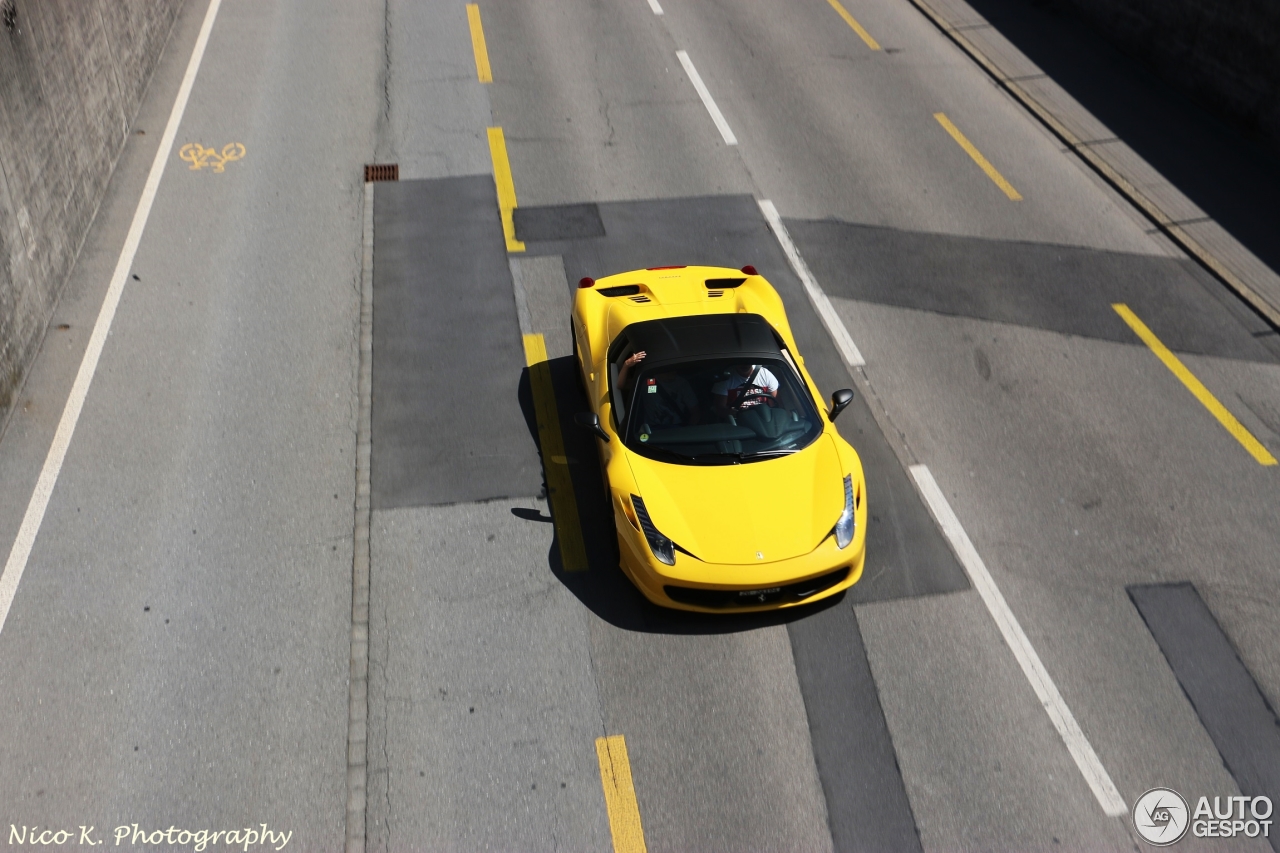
[712,367,779,407]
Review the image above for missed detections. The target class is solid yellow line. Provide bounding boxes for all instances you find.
[1113,304,1277,466]
[934,112,1023,201]
[523,334,590,569]
[595,735,648,853]
[487,127,525,253]
[826,0,881,50]
[466,4,492,83]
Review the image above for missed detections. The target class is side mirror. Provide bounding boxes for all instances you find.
[574,412,610,443]
[829,389,854,421]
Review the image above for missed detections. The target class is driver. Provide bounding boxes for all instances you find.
[713,363,778,413]
[619,350,700,427]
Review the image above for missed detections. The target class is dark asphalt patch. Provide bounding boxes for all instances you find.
[514,203,606,242]
[787,219,1278,363]
[789,602,923,853]
[1129,582,1280,852]
[371,177,543,508]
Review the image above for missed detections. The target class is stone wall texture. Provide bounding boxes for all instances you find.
[1055,0,1280,148]
[0,0,184,425]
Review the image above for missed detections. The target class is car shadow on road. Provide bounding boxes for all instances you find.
[516,355,844,635]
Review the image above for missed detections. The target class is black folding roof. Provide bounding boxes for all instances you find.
[616,313,782,365]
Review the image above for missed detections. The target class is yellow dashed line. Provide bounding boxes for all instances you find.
[1113,304,1276,466]
[523,334,590,569]
[826,0,881,50]
[595,735,648,853]
[934,112,1023,201]
[487,127,525,253]
[466,4,492,83]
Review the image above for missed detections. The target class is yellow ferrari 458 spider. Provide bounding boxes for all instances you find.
[570,264,867,612]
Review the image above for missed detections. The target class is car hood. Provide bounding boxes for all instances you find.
[626,434,845,565]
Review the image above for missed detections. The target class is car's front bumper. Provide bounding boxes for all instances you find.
[615,511,866,613]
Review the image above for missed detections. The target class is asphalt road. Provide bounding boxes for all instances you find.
[1,0,1279,851]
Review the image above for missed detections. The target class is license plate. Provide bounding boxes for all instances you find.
[737,587,781,599]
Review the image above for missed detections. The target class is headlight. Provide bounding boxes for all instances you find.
[630,495,676,566]
[834,475,855,549]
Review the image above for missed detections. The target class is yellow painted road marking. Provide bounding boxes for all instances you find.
[466,4,492,83]
[523,334,590,569]
[178,142,245,172]
[1113,304,1277,466]
[826,0,880,50]
[934,112,1022,200]
[595,735,648,853]
[487,126,525,253]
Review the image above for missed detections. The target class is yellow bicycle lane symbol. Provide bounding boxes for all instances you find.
[179,142,246,173]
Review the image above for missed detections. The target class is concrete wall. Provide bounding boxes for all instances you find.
[1054,0,1280,149]
[0,0,184,425]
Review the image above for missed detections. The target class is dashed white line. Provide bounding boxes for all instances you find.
[909,465,1128,817]
[676,50,737,146]
[0,0,225,636]
[758,200,865,368]
[646,0,664,15]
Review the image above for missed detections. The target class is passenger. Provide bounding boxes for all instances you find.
[713,363,778,413]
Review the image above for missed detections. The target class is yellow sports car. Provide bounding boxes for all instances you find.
[571,264,867,612]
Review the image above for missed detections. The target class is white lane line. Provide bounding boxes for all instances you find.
[676,50,737,146]
[759,200,865,368]
[909,465,1128,817]
[0,0,225,636]
[647,0,664,14]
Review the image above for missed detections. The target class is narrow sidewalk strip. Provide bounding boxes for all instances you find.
[344,180,375,853]
[759,200,865,368]
[0,0,225,637]
[1113,304,1276,466]
[934,112,1022,200]
[676,50,737,146]
[910,464,1128,817]
[596,735,648,853]
[826,0,881,50]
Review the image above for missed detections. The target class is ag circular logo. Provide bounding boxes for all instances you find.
[1134,787,1190,846]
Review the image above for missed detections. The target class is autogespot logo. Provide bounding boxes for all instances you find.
[1134,788,1190,846]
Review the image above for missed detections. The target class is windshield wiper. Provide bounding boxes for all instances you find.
[738,448,798,459]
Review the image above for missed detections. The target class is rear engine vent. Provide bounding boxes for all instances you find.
[705,277,746,289]
[706,290,724,298]
[364,164,399,182]
[630,295,651,303]
[598,285,641,297]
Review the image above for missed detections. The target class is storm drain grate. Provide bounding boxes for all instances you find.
[364,164,399,182]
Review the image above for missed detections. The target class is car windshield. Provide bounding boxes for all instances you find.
[621,357,823,464]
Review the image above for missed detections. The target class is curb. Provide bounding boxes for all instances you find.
[905,0,1280,330]
[345,180,374,853]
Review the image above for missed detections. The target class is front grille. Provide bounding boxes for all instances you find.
[664,566,851,609]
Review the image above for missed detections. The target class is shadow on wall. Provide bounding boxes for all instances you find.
[956,0,1280,282]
